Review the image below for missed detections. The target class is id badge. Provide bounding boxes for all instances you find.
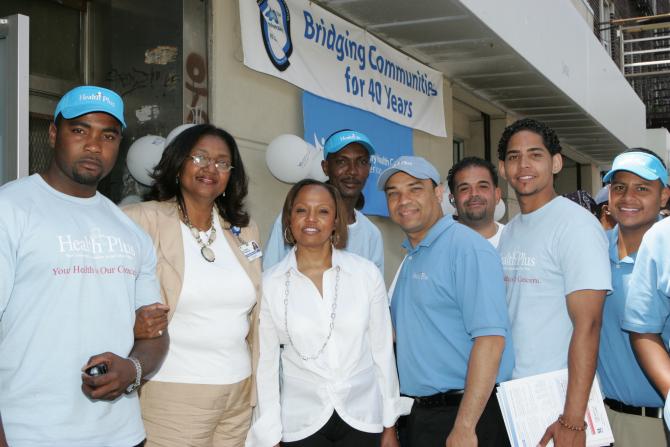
[240,241,262,261]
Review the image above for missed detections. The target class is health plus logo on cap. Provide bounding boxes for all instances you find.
[54,86,126,128]
[376,155,441,190]
[323,130,376,159]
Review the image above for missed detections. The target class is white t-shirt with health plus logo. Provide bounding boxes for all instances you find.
[0,174,160,447]
[498,196,611,379]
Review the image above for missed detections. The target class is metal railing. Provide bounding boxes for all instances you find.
[613,13,670,77]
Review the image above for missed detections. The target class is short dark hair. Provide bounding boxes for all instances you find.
[447,156,498,193]
[146,124,250,228]
[498,118,562,160]
[281,179,348,249]
[622,147,667,169]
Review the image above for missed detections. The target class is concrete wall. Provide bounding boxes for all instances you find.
[209,0,451,283]
[555,164,578,195]
[460,0,646,149]
[585,163,603,194]
[646,127,670,165]
[570,0,595,29]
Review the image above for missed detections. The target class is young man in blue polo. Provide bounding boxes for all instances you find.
[597,149,670,446]
[378,155,513,447]
[624,154,670,445]
[263,129,384,271]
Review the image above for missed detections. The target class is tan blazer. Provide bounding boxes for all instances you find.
[123,199,262,406]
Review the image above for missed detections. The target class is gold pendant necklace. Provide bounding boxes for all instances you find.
[179,203,217,262]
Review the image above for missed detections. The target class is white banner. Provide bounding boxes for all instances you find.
[239,0,447,137]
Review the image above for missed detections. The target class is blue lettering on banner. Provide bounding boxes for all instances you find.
[303,11,366,70]
[301,10,436,122]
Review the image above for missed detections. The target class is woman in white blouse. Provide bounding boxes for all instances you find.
[246,179,410,447]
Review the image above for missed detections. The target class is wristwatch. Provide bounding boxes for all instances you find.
[125,356,142,394]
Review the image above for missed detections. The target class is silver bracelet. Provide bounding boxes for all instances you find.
[125,356,142,394]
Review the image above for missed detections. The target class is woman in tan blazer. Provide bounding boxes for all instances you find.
[124,124,261,447]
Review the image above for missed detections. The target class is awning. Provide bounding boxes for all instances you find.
[317,0,647,164]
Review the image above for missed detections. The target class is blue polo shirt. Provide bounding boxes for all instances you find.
[623,217,670,345]
[597,225,664,407]
[391,215,514,397]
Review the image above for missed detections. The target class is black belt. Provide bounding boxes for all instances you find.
[604,397,663,419]
[406,389,465,408]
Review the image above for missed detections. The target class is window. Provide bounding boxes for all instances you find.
[0,0,208,201]
[453,139,465,163]
[599,0,614,54]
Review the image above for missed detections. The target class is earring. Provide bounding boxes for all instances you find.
[222,191,226,198]
[284,227,295,245]
[175,176,179,184]
[331,232,340,246]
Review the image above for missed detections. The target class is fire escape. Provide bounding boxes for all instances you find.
[612,13,670,129]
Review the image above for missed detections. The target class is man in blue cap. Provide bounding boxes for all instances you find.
[0,86,168,447]
[615,149,670,446]
[378,155,513,447]
[263,129,384,271]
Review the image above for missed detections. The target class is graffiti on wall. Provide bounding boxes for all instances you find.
[185,52,208,124]
[107,66,179,98]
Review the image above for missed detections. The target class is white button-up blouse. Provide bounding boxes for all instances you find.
[245,249,412,446]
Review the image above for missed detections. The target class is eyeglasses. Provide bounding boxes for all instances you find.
[189,154,234,172]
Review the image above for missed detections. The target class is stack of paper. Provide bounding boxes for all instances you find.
[496,369,614,447]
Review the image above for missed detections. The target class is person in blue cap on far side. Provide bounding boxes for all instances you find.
[597,148,670,447]
[378,155,514,447]
[263,129,384,273]
[614,149,670,447]
[0,85,168,447]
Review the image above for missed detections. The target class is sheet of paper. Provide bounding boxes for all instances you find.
[496,369,614,447]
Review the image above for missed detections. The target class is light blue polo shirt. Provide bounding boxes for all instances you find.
[597,225,664,407]
[391,215,514,397]
[263,209,384,272]
[498,197,611,379]
[623,218,670,342]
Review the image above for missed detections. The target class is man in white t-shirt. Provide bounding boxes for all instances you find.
[447,156,505,247]
[0,86,169,447]
[497,118,611,447]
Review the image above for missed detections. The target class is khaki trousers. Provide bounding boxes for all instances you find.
[605,404,667,447]
[140,378,252,447]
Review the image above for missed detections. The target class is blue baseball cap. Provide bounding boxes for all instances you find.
[323,130,375,158]
[603,151,668,186]
[377,155,441,190]
[54,85,126,128]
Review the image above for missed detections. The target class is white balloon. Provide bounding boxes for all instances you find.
[165,123,196,147]
[307,147,328,181]
[119,194,142,206]
[266,134,312,183]
[440,183,457,216]
[495,199,506,222]
[126,135,166,186]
